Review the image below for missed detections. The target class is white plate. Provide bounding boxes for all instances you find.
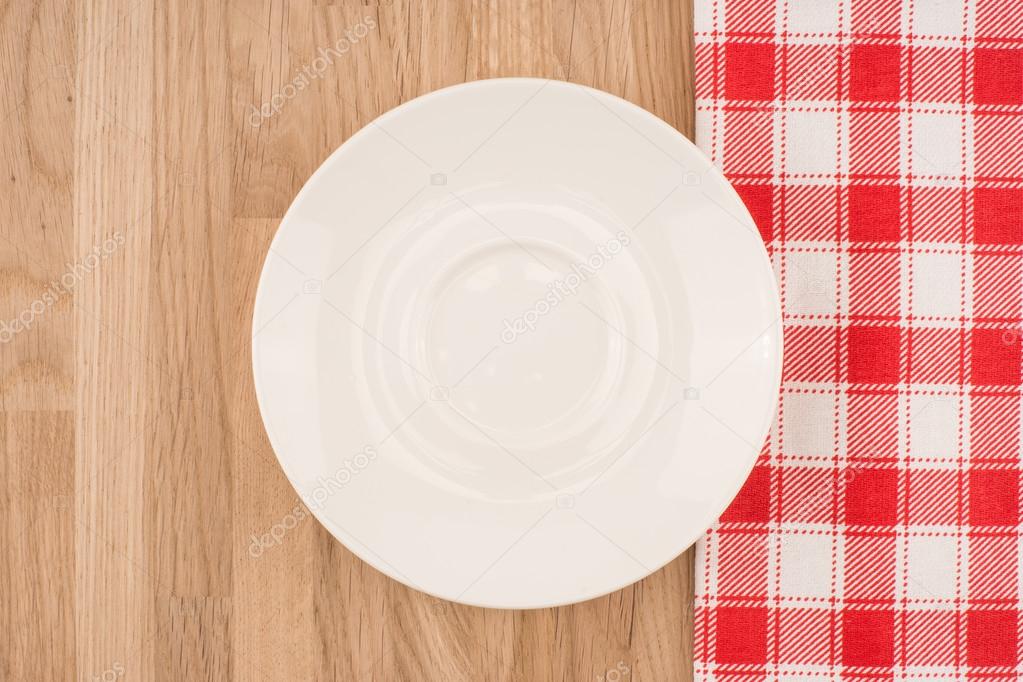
[252,78,781,609]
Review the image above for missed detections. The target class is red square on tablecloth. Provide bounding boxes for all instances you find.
[716,606,768,664]
[721,465,771,523]
[847,325,900,384]
[842,609,894,666]
[971,327,1021,386]
[970,469,1019,526]
[967,610,1018,666]
[974,187,1023,245]
[734,184,773,243]
[849,185,901,242]
[845,468,897,525]
[974,48,1023,105]
[850,45,901,101]
[726,43,775,101]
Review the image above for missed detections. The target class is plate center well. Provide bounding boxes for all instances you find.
[420,238,624,442]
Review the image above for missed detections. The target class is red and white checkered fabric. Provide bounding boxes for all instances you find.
[693,0,1023,678]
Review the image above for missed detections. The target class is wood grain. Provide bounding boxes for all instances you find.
[0,1,694,680]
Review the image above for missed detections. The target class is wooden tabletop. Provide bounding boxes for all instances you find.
[1,1,694,679]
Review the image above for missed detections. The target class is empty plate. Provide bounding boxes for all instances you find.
[252,78,781,609]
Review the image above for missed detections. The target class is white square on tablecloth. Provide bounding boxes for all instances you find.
[787,0,840,35]
[906,535,957,599]
[785,111,838,176]
[913,0,964,38]
[909,395,959,463]
[783,392,836,458]
[911,251,962,319]
[786,249,838,316]
[780,533,834,598]
[911,112,962,179]
[694,0,714,33]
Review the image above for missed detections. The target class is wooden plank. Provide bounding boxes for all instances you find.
[0,1,77,680]
[0,412,76,681]
[147,1,236,679]
[74,0,157,679]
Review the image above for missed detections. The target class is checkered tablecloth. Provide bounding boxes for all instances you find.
[693,0,1022,678]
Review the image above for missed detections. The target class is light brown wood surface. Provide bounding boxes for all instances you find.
[0,1,694,680]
